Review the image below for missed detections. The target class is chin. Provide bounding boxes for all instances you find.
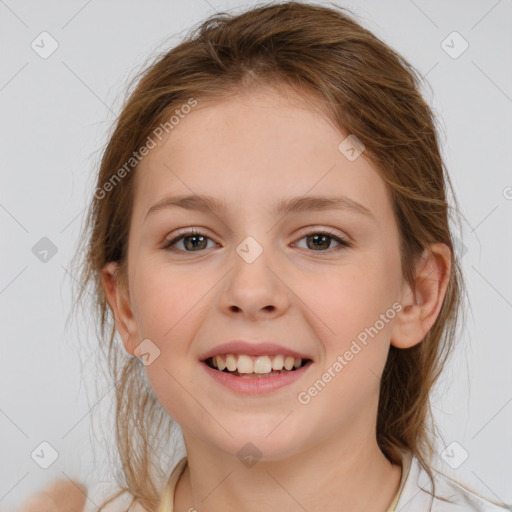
[207,418,310,463]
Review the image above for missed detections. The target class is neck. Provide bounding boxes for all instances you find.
[174,419,402,512]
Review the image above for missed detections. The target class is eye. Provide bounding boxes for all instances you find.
[163,228,352,254]
[293,229,351,252]
[163,229,217,253]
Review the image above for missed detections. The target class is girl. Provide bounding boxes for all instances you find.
[65,2,510,511]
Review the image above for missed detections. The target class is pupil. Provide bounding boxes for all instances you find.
[185,235,207,251]
[308,234,329,250]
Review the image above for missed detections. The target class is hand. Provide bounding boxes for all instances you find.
[17,479,87,512]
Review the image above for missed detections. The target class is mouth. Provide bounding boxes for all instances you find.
[202,354,313,378]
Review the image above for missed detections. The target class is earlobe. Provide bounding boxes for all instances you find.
[101,261,138,356]
[390,243,452,349]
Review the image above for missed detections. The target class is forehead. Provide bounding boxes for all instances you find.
[132,88,392,222]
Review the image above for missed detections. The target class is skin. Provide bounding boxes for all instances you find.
[15,480,87,512]
[102,85,451,512]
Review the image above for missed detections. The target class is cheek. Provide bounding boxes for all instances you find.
[132,259,203,340]
[307,254,400,367]
[143,357,199,432]
[131,262,205,424]
[296,265,399,422]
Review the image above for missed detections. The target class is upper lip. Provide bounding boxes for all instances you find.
[199,340,313,361]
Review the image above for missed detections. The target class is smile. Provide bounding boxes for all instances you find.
[205,354,310,377]
[201,355,314,395]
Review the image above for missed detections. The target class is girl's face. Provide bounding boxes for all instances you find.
[105,87,414,461]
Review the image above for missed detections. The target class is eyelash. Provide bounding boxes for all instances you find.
[163,228,352,254]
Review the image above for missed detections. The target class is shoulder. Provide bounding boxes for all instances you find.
[434,475,511,512]
[83,456,187,512]
[396,452,511,512]
[83,482,149,512]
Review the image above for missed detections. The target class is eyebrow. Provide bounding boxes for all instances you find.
[145,193,374,220]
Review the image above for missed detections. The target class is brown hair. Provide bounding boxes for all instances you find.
[70,1,467,510]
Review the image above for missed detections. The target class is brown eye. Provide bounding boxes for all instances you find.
[164,229,215,252]
[294,230,351,252]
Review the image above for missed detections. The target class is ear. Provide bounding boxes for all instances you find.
[101,261,139,356]
[391,243,452,349]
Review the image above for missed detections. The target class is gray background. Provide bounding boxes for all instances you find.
[1,0,511,509]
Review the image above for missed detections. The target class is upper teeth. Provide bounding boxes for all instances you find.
[211,354,303,373]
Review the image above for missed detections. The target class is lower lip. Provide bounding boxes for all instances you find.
[201,360,313,395]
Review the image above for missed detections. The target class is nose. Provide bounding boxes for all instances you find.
[217,238,290,320]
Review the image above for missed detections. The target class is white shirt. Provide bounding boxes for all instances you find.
[85,451,511,511]
[392,451,510,511]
